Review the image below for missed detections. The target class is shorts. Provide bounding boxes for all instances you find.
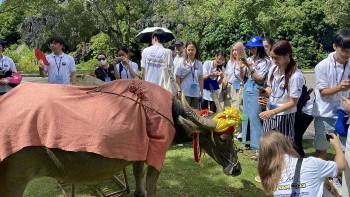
[314,117,346,151]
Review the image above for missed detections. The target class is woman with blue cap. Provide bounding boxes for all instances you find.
[0,39,19,95]
[241,36,271,160]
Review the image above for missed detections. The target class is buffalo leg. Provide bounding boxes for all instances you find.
[146,166,160,197]
[0,164,29,197]
[133,161,146,197]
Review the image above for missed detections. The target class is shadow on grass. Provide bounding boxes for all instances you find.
[24,142,268,197]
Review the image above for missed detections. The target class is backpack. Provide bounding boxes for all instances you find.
[296,84,313,115]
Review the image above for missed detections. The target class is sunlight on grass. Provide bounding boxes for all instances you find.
[23,139,327,197]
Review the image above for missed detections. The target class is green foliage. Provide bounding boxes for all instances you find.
[1,0,350,69]
[4,44,38,73]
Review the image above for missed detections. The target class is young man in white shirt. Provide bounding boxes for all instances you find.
[313,29,350,195]
[39,36,77,85]
[141,29,174,86]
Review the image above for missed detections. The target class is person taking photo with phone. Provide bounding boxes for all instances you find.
[201,50,226,113]
[115,46,139,79]
[312,29,350,195]
[258,40,304,140]
[94,52,119,82]
[258,131,345,197]
[241,36,271,160]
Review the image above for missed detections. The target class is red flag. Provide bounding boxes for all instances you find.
[35,48,49,66]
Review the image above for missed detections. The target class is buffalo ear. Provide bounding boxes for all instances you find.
[179,116,209,134]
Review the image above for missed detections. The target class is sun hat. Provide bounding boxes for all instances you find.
[246,36,263,48]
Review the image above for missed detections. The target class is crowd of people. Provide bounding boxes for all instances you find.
[140,28,350,197]
[1,27,350,196]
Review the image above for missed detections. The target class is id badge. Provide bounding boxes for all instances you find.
[246,81,253,92]
[190,83,198,93]
[233,80,241,90]
[104,77,111,82]
[55,74,64,83]
[268,104,277,110]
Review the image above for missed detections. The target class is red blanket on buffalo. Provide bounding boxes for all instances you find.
[0,80,175,171]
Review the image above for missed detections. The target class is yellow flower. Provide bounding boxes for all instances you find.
[213,107,242,132]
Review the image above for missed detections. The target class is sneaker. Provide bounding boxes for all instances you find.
[236,133,242,139]
[329,177,342,196]
[176,144,184,147]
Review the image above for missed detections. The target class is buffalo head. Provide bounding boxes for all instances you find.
[172,94,242,176]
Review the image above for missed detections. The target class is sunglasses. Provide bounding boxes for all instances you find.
[98,58,106,61]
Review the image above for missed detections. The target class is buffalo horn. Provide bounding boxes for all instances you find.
[210,84,223,113]
[181,92,217,130]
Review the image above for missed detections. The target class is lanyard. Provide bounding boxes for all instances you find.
[271,72,285,99]
[102,67,109,77]
[191,61,196,81]
[54,56,63,74]
[232,61,242,82]
[333,58,348,85]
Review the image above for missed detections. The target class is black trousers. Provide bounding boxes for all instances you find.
[201,100,217,113]
[293,112,314,157]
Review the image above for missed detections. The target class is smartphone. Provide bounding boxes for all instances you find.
[217,64,223,71]
[240,56,247,62]
[257,86,266,94]
[325,134,333,142]
[114,57,123,63]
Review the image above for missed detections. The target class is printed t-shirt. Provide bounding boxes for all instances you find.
[274,154,337,197]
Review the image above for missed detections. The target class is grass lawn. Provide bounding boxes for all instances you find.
[23,139,332,197]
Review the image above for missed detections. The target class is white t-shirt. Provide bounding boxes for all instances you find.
[175,59,203,97]
[266,65,305,115]
[225,60,243,83]
[0,55,17,93]
[173,53,184,76]
[274,154,337,197]
[202,60,222,101]
[141,44,174,86]
[245,56,271,81]
[45,52,76,84]
[313,52,350,118]
[116,60,139,79]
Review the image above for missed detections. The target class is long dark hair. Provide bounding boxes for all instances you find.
[184,41,201,61]
[269,40,297,91]
[257,46,268,59]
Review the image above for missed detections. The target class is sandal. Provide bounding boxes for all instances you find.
[244,144,251,150]
[251,154,259,161]
[255,176,261,183]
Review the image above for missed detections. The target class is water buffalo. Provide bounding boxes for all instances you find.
[0,80,241,197]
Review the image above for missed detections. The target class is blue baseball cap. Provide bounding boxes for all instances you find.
[0,39,5,50]
[246,36,263,48]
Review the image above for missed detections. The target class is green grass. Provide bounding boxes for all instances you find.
[23,139,326,197]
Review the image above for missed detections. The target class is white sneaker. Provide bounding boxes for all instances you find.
[236,133,242,139]
[176,144,184,147]
[329,177,342,196]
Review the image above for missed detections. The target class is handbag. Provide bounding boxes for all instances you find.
[0,70,22,87]
[334,109,349,137]
[161,49,178,96]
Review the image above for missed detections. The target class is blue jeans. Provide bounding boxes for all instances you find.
[242,81,262,150]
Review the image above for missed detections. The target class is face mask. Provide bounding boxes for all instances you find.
[100,60,107,66]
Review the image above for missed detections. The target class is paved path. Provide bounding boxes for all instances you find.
[302,73,316,139]
[21,73,318,139]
